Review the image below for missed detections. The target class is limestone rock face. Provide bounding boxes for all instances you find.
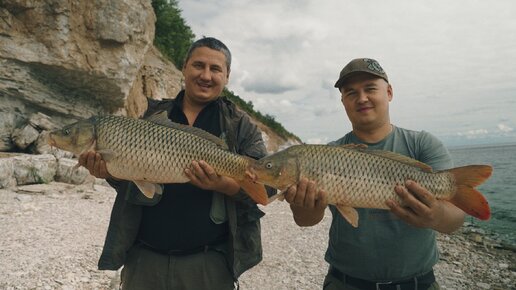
[0,0,184,152]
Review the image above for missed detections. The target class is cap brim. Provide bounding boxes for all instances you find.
[334,71,388,88]
[333,71,365,88]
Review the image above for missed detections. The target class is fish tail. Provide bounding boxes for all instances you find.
[448,165,492,220]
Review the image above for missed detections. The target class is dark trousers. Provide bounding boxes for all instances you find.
[120,243,235,290]
[323,267,440,290]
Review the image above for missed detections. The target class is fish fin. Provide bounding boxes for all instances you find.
[238,178,269,205]
[146,111,228,149]
[267,192,284,203]
[338,143,368,150]
[367,150,433,172]
[155,184,164,195]
[97,149,117,162]
[336,205,359,228]
[77,140,97,156]
[336,143,432,172]
[447,165,492,220]
[133,181,162,199]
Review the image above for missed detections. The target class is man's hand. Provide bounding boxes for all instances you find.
[78,151,112,179]
[386,180,465,233]
[185,160,240,196]
[283,177,328,226]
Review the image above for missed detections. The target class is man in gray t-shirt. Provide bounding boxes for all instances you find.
[283,58,465,290]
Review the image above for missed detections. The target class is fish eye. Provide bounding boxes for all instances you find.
[265,162,273,169]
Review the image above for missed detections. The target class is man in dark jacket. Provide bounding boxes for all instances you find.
[79,37,273,290]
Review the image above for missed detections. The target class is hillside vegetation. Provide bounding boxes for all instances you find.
[151,0,301,142]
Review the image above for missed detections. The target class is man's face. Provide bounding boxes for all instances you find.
[182,47,230,104]
[339,74,393,131]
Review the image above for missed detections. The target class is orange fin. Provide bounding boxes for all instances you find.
[448,165,493,220]
[239,178,269,205]
[134,181,163,199]
[336,205,359,227]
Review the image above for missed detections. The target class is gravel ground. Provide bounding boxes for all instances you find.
[0,182,514,290]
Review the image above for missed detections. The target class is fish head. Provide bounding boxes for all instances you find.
[48,118,96,155]
[248,151,298,191]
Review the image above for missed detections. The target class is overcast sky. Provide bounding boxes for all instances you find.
[177,0,516,147]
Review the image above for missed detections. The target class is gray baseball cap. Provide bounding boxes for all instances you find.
[334,58,388,88]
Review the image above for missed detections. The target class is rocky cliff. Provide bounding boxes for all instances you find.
[0,0,293,158]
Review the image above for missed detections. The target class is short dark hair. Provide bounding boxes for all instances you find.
[183,37,232,71]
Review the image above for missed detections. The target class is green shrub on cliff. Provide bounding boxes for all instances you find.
[152,0,194,68]
[223,89,301,142]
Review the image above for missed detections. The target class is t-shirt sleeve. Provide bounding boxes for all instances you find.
[417,131,454,171]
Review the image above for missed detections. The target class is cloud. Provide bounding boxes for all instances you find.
[178,0,516,146]
[497,123,514,133]
[313,107,340,117]
[306,138,327,144]
[456,129,489,139]
[241,77,299,94]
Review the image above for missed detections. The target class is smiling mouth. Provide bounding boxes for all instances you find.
[197,82,212,88]
[357,107,372,112]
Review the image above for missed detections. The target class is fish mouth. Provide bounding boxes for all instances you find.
[46,132,56,147]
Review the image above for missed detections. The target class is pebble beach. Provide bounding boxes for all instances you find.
[0,182,514,290]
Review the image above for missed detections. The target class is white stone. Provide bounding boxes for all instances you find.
[55,158,91,185]
[499,263,509,269]
[12,154,57,185]
[0,156,16,188]
[476,282,491,289]
[12,124,40,150]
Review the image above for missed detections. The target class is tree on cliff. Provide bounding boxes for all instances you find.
[152,0,195,68]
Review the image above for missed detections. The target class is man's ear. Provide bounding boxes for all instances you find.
[225,69,231,85]
[387,84,393,101]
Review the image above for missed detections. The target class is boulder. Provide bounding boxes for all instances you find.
[12,154,57,185]
[0,155,16,188]
[12,124,39,150]
[55,158,91,185]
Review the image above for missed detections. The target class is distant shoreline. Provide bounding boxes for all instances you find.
[445,142,516,150]
[447,142,516,151]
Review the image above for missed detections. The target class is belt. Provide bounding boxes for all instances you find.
[137,239,226,256]
[329,267,435,290]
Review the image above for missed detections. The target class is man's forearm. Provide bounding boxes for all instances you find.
[215,176,241,196]
[433,202,466,234]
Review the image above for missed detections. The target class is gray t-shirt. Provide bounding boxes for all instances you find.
[325,125,453,281]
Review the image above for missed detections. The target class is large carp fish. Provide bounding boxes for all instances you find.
[248,144,492,226]
[48,112,268,205]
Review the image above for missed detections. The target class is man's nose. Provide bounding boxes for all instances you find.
[357,91,368,103]
[199,67,211,80]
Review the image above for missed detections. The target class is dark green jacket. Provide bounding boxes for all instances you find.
[97,92,273,279]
